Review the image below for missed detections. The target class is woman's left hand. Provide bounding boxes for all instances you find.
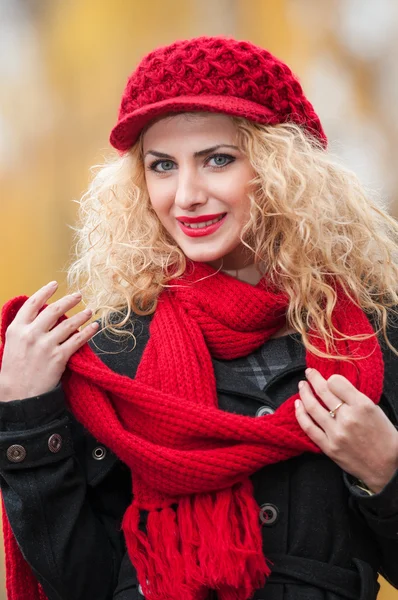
[295,369,398,493]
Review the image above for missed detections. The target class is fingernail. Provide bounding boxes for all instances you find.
[305,368,313,376]
[72,292,82,298]
[298,380,305,389]
[48,281,58,287]
[83,308,92,315]
[295,399,300,409]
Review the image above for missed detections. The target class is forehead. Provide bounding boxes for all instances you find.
[142,112,237,150]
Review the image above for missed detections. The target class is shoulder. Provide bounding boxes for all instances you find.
[87,311,154,378]
[379,311,398,368]
[378,311,398,423]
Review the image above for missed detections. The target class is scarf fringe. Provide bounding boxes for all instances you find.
[123,480,270,600]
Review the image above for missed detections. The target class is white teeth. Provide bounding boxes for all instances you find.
[182,215,224,229]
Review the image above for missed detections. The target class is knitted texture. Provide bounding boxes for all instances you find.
[110,36,327,151]
[0,264,384,600]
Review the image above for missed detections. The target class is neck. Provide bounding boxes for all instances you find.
[222,263,264,286]
[207,245,254,271]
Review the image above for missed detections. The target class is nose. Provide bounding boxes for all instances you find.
[174,167,207,211]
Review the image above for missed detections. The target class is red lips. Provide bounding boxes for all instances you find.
[176,213,226,224]
[176,213,227,238]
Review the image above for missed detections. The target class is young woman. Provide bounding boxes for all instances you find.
[0,36,397,600]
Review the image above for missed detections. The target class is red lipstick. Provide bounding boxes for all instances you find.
[176,213,227,238]
[176,213,225,224]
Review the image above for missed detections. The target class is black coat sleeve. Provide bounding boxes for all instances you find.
[0,384,132,600]
[345,466,398,588]
[343,320,398,589]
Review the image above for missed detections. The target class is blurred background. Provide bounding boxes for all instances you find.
[0,0,397,598]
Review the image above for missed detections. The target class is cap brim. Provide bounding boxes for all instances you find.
[109,95,277,152]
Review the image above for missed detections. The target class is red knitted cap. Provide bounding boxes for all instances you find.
[110,36,327,152]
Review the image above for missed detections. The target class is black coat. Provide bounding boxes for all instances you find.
[0,314,397,600]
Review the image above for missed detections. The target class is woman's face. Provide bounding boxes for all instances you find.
[142,113,255,269]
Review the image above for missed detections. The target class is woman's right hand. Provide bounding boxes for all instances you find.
[0,281,99,402]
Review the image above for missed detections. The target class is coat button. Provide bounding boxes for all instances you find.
[256,405,275,417]
[259,503,279,526]
[48,434,62,453]
[92,446,107,460]
[6,444,27,463]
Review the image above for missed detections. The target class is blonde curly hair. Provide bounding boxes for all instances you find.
[67,116,398,358]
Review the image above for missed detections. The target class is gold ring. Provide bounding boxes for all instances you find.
[329,401,344,418]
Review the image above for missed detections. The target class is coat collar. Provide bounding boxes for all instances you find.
[212,354,307,409]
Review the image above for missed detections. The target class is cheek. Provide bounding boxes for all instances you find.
[214,165,253,212]
[217,181,251,219]
[146,178,175,219]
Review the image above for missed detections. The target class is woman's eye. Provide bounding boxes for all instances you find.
[149,160,175,172]
[148,154,234,173]
[207,154,235,168]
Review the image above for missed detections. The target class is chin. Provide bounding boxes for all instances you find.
[181,243,240,266]
[183,250,222,264]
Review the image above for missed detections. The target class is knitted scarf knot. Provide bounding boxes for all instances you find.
[0,263,383,600]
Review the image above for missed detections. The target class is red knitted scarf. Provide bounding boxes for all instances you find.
[0,264,384,600]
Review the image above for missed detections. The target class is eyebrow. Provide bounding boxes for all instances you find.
[143,144,239,160]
